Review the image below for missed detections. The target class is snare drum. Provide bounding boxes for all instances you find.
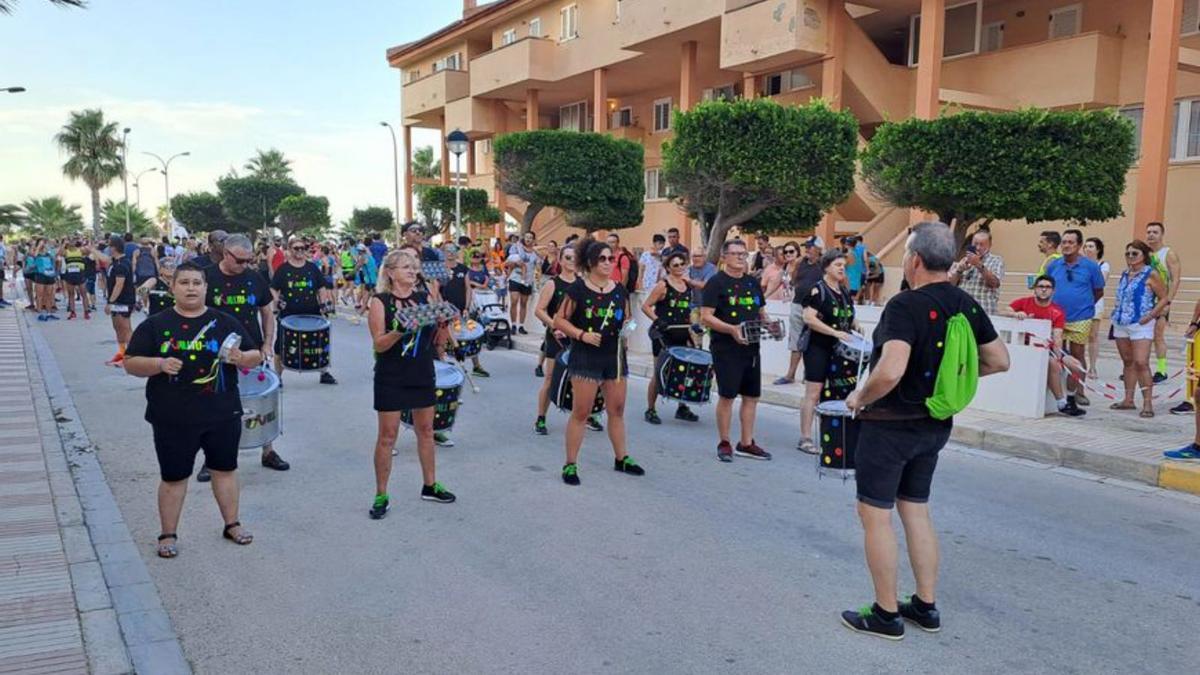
[834,333,872,365]
[279,315,331,372]
[814,400,858,478]
[451,319,485,361]
[238,367,281,449]
[656,346,714,404]
[400,361,465,432]
[550,348,605,414]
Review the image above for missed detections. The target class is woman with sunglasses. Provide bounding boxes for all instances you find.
[552,238,645,486]
[533,245,578,435]
[763,243,797,301]
[368,250,456,519]
[1110,240,1168,418]
[641,251,701,425]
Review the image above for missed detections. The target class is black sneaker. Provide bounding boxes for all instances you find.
[368,494,390,520]
[614,456,645,476]
[586,415,604,432]
[644,409,662,425]
[319,372,338,385]
[898,596,941,633]
[420,482,456,503]
[261,451,290,471]
[518,326,528,335]
[534,417,548,435]
[674,405,699,422]
[1153,372,1168,384]
[840,605,904,641]
[1171,401,1195,415]
[535,364,544,378]
[196,464,211,482]
[1058,402,1086,418]
[717,441,733,463]
[562,463,580,486]
[734,440,772,460]
[472,367,490,378]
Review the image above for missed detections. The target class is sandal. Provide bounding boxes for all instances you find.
[1140,409,1155,419]
[1109,402,1136,410]
[222,521,254,546]
[156,533,178,559]
[796,439,818,455]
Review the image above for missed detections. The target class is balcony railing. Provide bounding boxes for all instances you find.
[470,37,558,99]
[402,69,470,120]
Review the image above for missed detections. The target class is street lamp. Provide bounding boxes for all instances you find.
[121,128,131,233]
[446,128,469,236]
[2,86,26,93]
[379,121,401,244]
[132,168,157,209]
[143,151,190,228]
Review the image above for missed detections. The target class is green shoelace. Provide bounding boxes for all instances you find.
[430,482,448,494]
[562,464,578,476]
[373,494,389,507]
[620,456,639,468]
[856,605,875,619]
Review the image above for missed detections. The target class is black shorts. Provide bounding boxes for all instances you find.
[151,418,241,482]
[651,328,691,358]
[23,271,36,281]
[374,375,436,412]
[34,274,56,286]
[855,419,952,509]
[542,329,565,360]
[803,342,834,384]
[108,304,133,318]
[62,273,83,286]
[567,343,627,382]
[712,348,761,399]
[508,280,532,296]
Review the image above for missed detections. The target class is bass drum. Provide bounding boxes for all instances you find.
[549,348,605,414]
[656,346,714,404]
[400,361,465,432]
[238,367,281,449]
[279,314,331,372]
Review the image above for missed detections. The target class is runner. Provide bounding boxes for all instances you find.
[533,244,577,435]
[33,240,58,321]
[272,235,338,386]
[82,241,98,312]
[140,258,176,316]
[552,237,645,486]
[102,236,135,365]
[122,261,259,558]
[842,221,1009,640]
[796,250,857,454]
[701,239,775,462]
[641,251,700,425]
[368,249,456,520]
[60,239,89,319]
[1145,222,1181,384]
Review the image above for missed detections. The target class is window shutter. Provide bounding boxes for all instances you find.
[1183,0,1200,35]
[1049,7,1080,39]
[983,23,1003,52]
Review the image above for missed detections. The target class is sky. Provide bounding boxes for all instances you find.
[0,0,461,228]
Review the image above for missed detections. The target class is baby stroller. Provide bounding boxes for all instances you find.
[471,287,513,350]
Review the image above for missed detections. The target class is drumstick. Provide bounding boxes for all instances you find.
[460,362,481,394]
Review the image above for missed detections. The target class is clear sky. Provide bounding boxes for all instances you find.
[0,0,461,227]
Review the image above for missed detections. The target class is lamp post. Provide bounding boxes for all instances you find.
[143,151,190,228]
[121,128,131,233]
[2,86,26,93]
[132,168,157,209]
[446,129,469,237]
[380,121,401,244]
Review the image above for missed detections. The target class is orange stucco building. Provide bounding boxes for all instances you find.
[387,0,1200,297]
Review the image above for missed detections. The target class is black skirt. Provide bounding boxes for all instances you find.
[374,374,436,412]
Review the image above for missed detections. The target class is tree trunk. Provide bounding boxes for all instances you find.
[520,203,543,235]
[90,186,102,238]
[704,200,771,264]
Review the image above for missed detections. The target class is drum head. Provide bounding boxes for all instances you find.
[665,346,712,366]
[453,320,485,341]
[816,400,853,416]
[238,367,279,397]
[281,314,331,331]
[434,361,465,389]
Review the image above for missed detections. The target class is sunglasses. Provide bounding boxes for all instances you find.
[227,253,254,265]
[669,261,686,268]
[783,249,798,255]
[1124,251,1141,258]
[290,246,307,252]
[597,255,615,262]
[1034,284,1054,290]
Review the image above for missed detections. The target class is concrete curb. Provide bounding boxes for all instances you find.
[503,334,1198,496]
[22,313,192,675]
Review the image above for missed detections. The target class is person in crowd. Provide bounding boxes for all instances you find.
[272,235,338,386]
[369,232,388,267]
[686,250,717,305]
[533,245,577,435]
[949,230,1005,315]
[552,238,645,486]
[662,227,689,259]
[638,234,666,295]
[21,242,38,311]
[121,231,136,259]
[402,222,441,262]
[0,235,10,308]
[506,231,542,334]
[841,236,866,301]
[749,233,772,278]
[441,242,488,378]
[1036,230,1062,276]
[1083,237,1109,380]
[842,221,1009,640]
[606,232,638,292]
[33,239,58,321]
[1164,298,1200,459]
[60,238,88,320]
[539,240,560,280]
[193,231,227,270]
[795,250,857,454]
[1003,275,1084,417]
[132,237,159,310]
[762,242,795,301]
[776,237,826,385]
[1109,240,1169,418]
[701,239,775,462]
[1045,229,1105,410]
[1145,222,1181,385]
[863,248,885,305]
[81,241,98,312]
[641,251,700,425]
[141,257,176,316]
[100,235,136,365]
[355,240,380,322]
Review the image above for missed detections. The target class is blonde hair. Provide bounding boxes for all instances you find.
[376,249,419,294]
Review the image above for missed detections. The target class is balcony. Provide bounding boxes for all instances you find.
[445,97,497,137]
[605,124,646,144]
[618,0,723,50]
[402,69,470,123]
[940,32,1124,110]
[470,37,558,99]
[721,0,828,72]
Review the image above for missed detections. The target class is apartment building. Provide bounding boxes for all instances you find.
[387,0,1200,277]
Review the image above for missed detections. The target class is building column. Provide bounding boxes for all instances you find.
[526,88,540,131]
[494,100,509,239]
[1134,0,1184,238]
[910,0,945,224]
[402,124,414,222]
[467,139,476,176]
[819,0,847,246]
[742,72,756,99]
[680,41,699,112]
[593,69,608,132]
[440,116,451,187]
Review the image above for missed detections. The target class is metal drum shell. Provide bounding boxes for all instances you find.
[238,367,281,449]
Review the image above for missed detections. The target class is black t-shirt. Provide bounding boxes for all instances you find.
[82,255,96,277]
[800,280,854,350]
[701,271,765,353]
[147,278,175,316]
[442,263,469,311]
[271,261,328,317]
[545,275,573,319]
[420,247,441,262]
[654,279,692,336]
[126,308,254,426]
[105,258,135,306]
[205,266,271,349]
[864,282,999,425]
[566,278,627,354]
[791,259,823,304]
[193,255,217,270]
[375,291,436,387]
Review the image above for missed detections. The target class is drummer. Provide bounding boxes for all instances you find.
[440,241,489,378]
[122,261,260,558]
[533,244,577,435]
[271,235,338,386]
[368,249,456,520]
[201,234,288,481]
[641,251,701,425]
[797,250,859,455]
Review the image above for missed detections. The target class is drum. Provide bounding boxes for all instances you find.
[238,367,281,449]
[834,333,872,365]
[656,346,714,404]
[279,315,331,372]
[451,318,485,361]
[814,400,858,478]
[550,348,605,414]
[400,361,464,432]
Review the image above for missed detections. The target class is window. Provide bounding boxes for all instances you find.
[982,21,1004,52]
[787,69,814,90]
[610,106,633,128]
[502,28,517,46]
[1183,0,1200,36]
[433,52,462,72]
[703,84,737,102]
[407,69,420,83]
[909,0,981,66]
[652,97,672,132]
[1049,4,1082,40]
[615,0,622,22]
[644,169,669,201]
[529,17,542,37]
[1119,107,1143,157]
[1120,99,1200,161]
[559,101,587,132]
[765,74,785,96]
[560,4,579,41]
[481,139,492,155]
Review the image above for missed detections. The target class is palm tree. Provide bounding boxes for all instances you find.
[244,148,294,182]
[101,200,155,238]
[54,109,124,237]
[21,197,84,239]
[411,145,440,227]
[0,203,24,234]
[0,0,86,15]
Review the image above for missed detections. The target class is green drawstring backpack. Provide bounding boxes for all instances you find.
[919,290,979,420]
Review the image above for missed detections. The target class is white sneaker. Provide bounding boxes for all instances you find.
[434,432,455,447]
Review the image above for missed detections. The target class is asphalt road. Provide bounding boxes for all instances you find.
[33,311,1200,674]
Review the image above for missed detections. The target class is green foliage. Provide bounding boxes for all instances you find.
[494,130,644,233]
[100,200,156,237]
[0,204,24,235]
[663,98,857,261]
[54,108,124,236]
[410,146,440,227]
[468,205,502,226]
[170,192,227,232]
[217,175,305,234]
[860,108,1137,245]
[422,186,492,232]
[21,197,84,238]
[244,148,295,182]
[347,206,395,236]
[276,194,330,238]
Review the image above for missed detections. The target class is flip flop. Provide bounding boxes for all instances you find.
[1140,410,1155,418]
[222,521,253,546]
[1109,402,1136,410]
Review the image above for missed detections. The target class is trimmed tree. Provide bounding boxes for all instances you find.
[217,175,305,234]
[347,206,395,237]
[860,108,1137,247]
[276,194,331,239]
[663,98,858,262]
[494,129,644,234]
[422,186,490,233]
[171,192,227,232]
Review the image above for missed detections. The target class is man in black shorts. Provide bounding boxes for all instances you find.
[842,222,1009,640]
[701,239,775,463]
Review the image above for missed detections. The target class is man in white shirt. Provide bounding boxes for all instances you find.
[638,234,666,294]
